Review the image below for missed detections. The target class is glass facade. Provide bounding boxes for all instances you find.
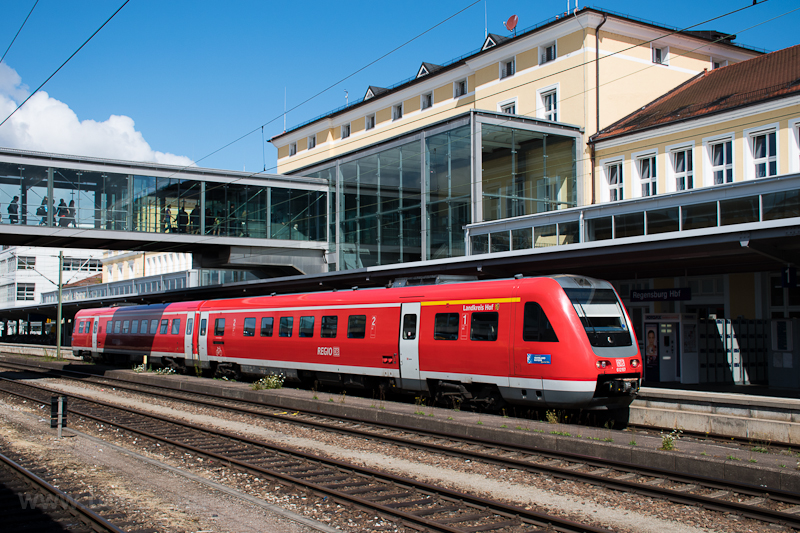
[297,114,581,270]
[481,124,576,221]
[0,162,326,242]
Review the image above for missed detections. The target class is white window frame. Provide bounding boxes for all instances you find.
[600,157,625,203]
[536,84,558,122]
[341,123,351,139]
[307,135,316,150]
[289,142,297,157]
[744,123,779,180]
[633,150,658,198]
[539,41,556,64]
[497,97,517,115]
[365,113,376,130]
[652,45,669,66]
[666,142,695,193]
[789,118,800,174]
[453,78,468,99]
[499,57,516,79]
[392,103,403,121]
[711,57,728,70]
[702,133,734,186]
[421,92,433,111]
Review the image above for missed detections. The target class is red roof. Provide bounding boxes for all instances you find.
[591,44,800,143]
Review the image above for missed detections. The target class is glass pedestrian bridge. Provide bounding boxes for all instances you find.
[0,148,330,273]
[466,172,800,255]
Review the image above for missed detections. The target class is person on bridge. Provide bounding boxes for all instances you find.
[37,197,48,225]
[57,199,69,227]
[7,196,18,224]
[68,200,76,227]
[178,204,188,233]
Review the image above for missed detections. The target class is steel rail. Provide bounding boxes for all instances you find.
[0,376,612,533]
[4,359,800,529]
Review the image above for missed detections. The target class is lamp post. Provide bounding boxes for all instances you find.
[56,251,63,360]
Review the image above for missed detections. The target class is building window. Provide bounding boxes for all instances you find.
[421,92,433,110]
[606,162,623,201]
[365,114,376,130]
[542,90,557,121]
[341,124,351,139]
[16,283,34,301]
[712,58,728,69]
[637,155,657,197]
[790,120,800,174]
[652,46,668,65]
[289,142,297,156]
[17,256,35,270]
[307,135,316,150]
[454,79,467,98]
[750,130,777,178]
[671,148,694,191]
[540,42,556,64]
[62,258,102,271]
[709,139,733,184]
[501,102,516,114]
[500,57,515,79]
[392,103,403,120]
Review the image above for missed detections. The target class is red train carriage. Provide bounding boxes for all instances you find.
[72,275,641,411]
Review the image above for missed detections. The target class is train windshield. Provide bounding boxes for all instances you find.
[564,288,632,348]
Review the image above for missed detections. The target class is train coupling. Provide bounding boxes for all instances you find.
[600,377,639,396]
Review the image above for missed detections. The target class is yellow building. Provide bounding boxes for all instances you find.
[271,7,761,270]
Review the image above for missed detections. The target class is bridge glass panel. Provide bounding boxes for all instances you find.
[534,224,557,247]
[490,231,510,253]
[511,228,532,250]
[0,162,48,227]
[646,207,679,234]
[586,216,612,241]
[558,221,579,245]
[720,196,759,226]
[615,212,644,238]
[471,234,488,254]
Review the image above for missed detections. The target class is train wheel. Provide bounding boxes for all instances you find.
[470,385,506,413]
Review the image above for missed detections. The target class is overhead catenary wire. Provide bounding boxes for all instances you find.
[0,0,39,66]
[0,0,131,129]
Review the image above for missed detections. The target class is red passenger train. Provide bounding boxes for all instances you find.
[71,275,641,412]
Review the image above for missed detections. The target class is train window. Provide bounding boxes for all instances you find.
[140,319,147,334]
[279,317,293,337]
[299,316,315,337]
[131,320,139,334]
[260,317,273,337]
[214,318,225,336]
[149,320,158,335]
[78,322,84,334]
[347,315,366,339]
[160,319,169,334]
[402,315,417,340]
[114,321,121,334]
[171,318,181,335]
[243,317,256,337]
[93,321,98,334]
[186,318,193,335]
[433,313,459,340]
[522,302,558,342]
[200,319,207,336]
[321,316,337,338]
[470,312,498,341]
[122,320,130,334]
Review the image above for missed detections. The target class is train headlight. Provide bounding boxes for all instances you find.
[596,360,610,369]
[630,359,640,368]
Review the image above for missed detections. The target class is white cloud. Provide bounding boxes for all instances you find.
[0,63,193,166]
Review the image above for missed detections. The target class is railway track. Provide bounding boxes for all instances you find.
[3,359,800,530]
[0,375,613,533]
[0,449,131,533]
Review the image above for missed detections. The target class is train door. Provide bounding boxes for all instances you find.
[398,303,423,390]
[92,318,99,352]
[197,312,209,361]
[183,313,194,362]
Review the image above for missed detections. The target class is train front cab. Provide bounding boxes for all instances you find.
[502,276,641,411]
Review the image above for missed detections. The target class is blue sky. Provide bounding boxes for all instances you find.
[0,0,797,173]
